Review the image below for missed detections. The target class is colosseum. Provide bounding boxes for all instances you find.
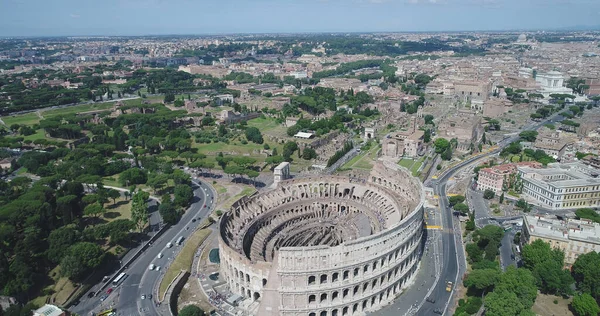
[218,162,425,316]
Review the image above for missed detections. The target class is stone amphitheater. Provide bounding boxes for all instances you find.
[218,161,425,316]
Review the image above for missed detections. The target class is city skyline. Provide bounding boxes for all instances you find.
[2,0,600,37]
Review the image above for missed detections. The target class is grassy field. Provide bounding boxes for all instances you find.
[398,157,424,176]
[212,183,227,195]
[159,229,211,299]
[2,112,41,126]
[23,129,47,141]
[30,266,77,308]
[221,186,257,210]
[398,159,414,169]
[103,197,132,222]
[246,116,281,133]
[532,293,573,316]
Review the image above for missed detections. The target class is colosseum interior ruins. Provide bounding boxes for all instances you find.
[218,161,425,316]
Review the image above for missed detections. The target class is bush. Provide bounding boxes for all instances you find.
[483,189,496,200]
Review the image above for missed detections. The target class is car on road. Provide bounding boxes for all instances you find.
[192,219,196,222]
[203,204,207,208]
[149,264,155,270]
[426,297,436,303]
[155,266,160,271]
[167,242,173,248]
[434,308,443,314]
[100,295,107,301]
[148,294,153,299]
[141,294,146,300]
[88,291,95,298]
[157,253,163,259]
[446,281,453,292]
[106,288,113,294]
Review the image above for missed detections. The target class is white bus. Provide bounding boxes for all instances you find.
[176,236,184,245]
[112,272,127,285]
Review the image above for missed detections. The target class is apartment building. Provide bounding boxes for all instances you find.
[477,162,541,194]
[518,162,600,210]
[522,215,600,267]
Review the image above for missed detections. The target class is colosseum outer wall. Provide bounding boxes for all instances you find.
[219,162,425,316]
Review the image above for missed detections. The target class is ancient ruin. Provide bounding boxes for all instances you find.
[218,162,425,316]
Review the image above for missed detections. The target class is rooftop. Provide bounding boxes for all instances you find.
[33,304,63,316]
[524,215,600,245]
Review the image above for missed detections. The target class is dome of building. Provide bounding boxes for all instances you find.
[517,34,527,42]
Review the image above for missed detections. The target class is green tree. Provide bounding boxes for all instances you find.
[302,147,317,160]
[159,201,179,225]
[178,305,205,316]
[571,293,600,316]
[448,195,466,206]
[499,193,504,204]
[173,184,193,208]
[464,268,501,293]
[519,131,539,142]
[484,289,531,316]
[453,203,469,215]
[483,189,496,200]
[131,191,150,232]
[47,226,79,263]
[108,189,121,204]
[434,138,450,154]
[572,251,600,299]
[146,173,169,193]
[120,168,147,186]
[494,266,538,310]
[84,202,104,218]
[61,242,105,280]
[575,208,600,223]
[244,127,264,144]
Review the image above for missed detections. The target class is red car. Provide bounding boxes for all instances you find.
[203,204,206,208]
[107,288,113,294]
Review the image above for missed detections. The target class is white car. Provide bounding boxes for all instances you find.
[155,266,160,271]
[149,264,155,270]
[157,253,163,259]
[167,242,173,248]
[141,294,146,300]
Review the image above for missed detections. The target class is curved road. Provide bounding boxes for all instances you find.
[411,114,563,315]
[72,178,216,316]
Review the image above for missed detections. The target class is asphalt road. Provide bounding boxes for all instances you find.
[71,178,215,316]
[118,179,214,316]
[499,229,518,271]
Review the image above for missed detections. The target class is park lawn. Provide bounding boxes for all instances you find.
[2,112,41,126]
[23,129,47,141]
[246,116,281,133]
[102,175,150,192]
[341,151,366,169]
[532,293,572,316]
[42,102,115,119]
[212,183,227,195]
[398,158,414,169]
[158,229,211,299]
[102,197,133,222]
[353,158,373,170]
[410,158,424,176]
[29,266,77,308]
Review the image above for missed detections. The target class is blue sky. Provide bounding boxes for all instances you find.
[1,0,600,36]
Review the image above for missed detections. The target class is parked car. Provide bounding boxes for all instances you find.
[106,288,113,294]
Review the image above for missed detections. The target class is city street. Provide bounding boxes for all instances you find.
[71,178,216,316]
